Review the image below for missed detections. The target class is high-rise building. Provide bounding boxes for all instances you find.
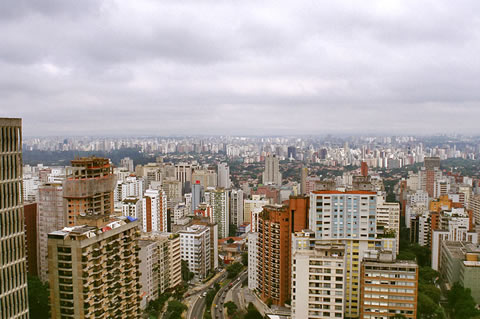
[120,157,134,172]
[247,232,258,290]
[291,230,346,319]
[0,118,29,319]
[361,162,368,177]
[262,154,282,186]
[205,188,229,238]
[192,169,217,188]
[37,183,66,282]
[376,196,400,254]
[138,232,182,308]
[217,163,231,189]
[287,146,297,160]
[300,166,308,195]
[48,217,142,319]
[288,195,309,232]
[24,202,38,277]
[257,205,291,306]
[191,181,204,213]
[63,157,116,227]
[142,189,168,233]
[161,178,182,210]
[309,190,380,317]
[360,251,418,319]
[230,189,244,227]
[179,225,211,279]
[243,195,268,223]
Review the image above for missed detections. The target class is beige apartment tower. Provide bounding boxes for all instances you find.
[0,118,29,319]
[48,217,142,319]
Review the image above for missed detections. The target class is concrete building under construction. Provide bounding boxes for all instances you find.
[63,157,116,227]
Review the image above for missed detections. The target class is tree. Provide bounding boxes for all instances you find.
[27,276,49,319]
[224,301,238,316]
[226,262,243,279]
[165,300,187,319]
[229,224,237,237]
[417,292,444,319]
[181,260,194,282]
[245,303,263,319]
[241,252,248,266]
[447,282,480,319]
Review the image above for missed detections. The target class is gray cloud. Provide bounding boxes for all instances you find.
[0,0,480,136]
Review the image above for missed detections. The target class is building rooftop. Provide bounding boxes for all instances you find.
[48,216,138,240]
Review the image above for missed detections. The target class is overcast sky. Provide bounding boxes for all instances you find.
[1,0,480,136]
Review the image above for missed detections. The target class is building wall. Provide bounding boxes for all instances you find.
[360,256,418,319]
[0,118,29,319]
[257,205,290,306]
[24,202,38,277]
[48,219,141,319]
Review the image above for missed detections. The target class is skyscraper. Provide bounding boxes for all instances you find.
[217,162,231,189]
[257,204,291,306]
[309,190,380,317]
[142,189,168,233]
[205,188,229,238]
[229,189,244,227]
[0,118,29,319]
[262,154,282,186]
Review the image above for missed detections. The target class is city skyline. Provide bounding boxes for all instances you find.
[1,1,480,136]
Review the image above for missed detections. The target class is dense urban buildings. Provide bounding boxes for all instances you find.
[0,118,29,319]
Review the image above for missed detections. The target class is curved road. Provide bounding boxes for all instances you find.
[189,272,228,319]
[212,270,247,319]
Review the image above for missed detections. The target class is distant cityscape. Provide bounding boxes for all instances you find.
[4,118,480,319]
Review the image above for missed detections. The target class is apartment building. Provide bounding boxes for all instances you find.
[138,232,181,308]
[360,251,418,319]
[179,225,211,279]
[257,204,291,306]
[291,231,346,319]
[47,217,141,319]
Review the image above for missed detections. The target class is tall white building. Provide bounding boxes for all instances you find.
[120,157,134,172]
[121,197,142,220]
[309,190,382,318]
[205,188,229,238]
[217,163,231,189]
[142,189,168,233]
[291,231,346,319]
[247,232,258,290]
[262,154,282,186]
[230,189,244,227]
[376,195,400,254]
[179,225,211,279]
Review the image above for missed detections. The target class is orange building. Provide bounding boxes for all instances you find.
[287,195,309,232]
[63,157,116,227]
[257,205,291,306]
[361,161,369,177]
[429,195,453,213]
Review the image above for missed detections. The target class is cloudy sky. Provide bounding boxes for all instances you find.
[1,0,480,136]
